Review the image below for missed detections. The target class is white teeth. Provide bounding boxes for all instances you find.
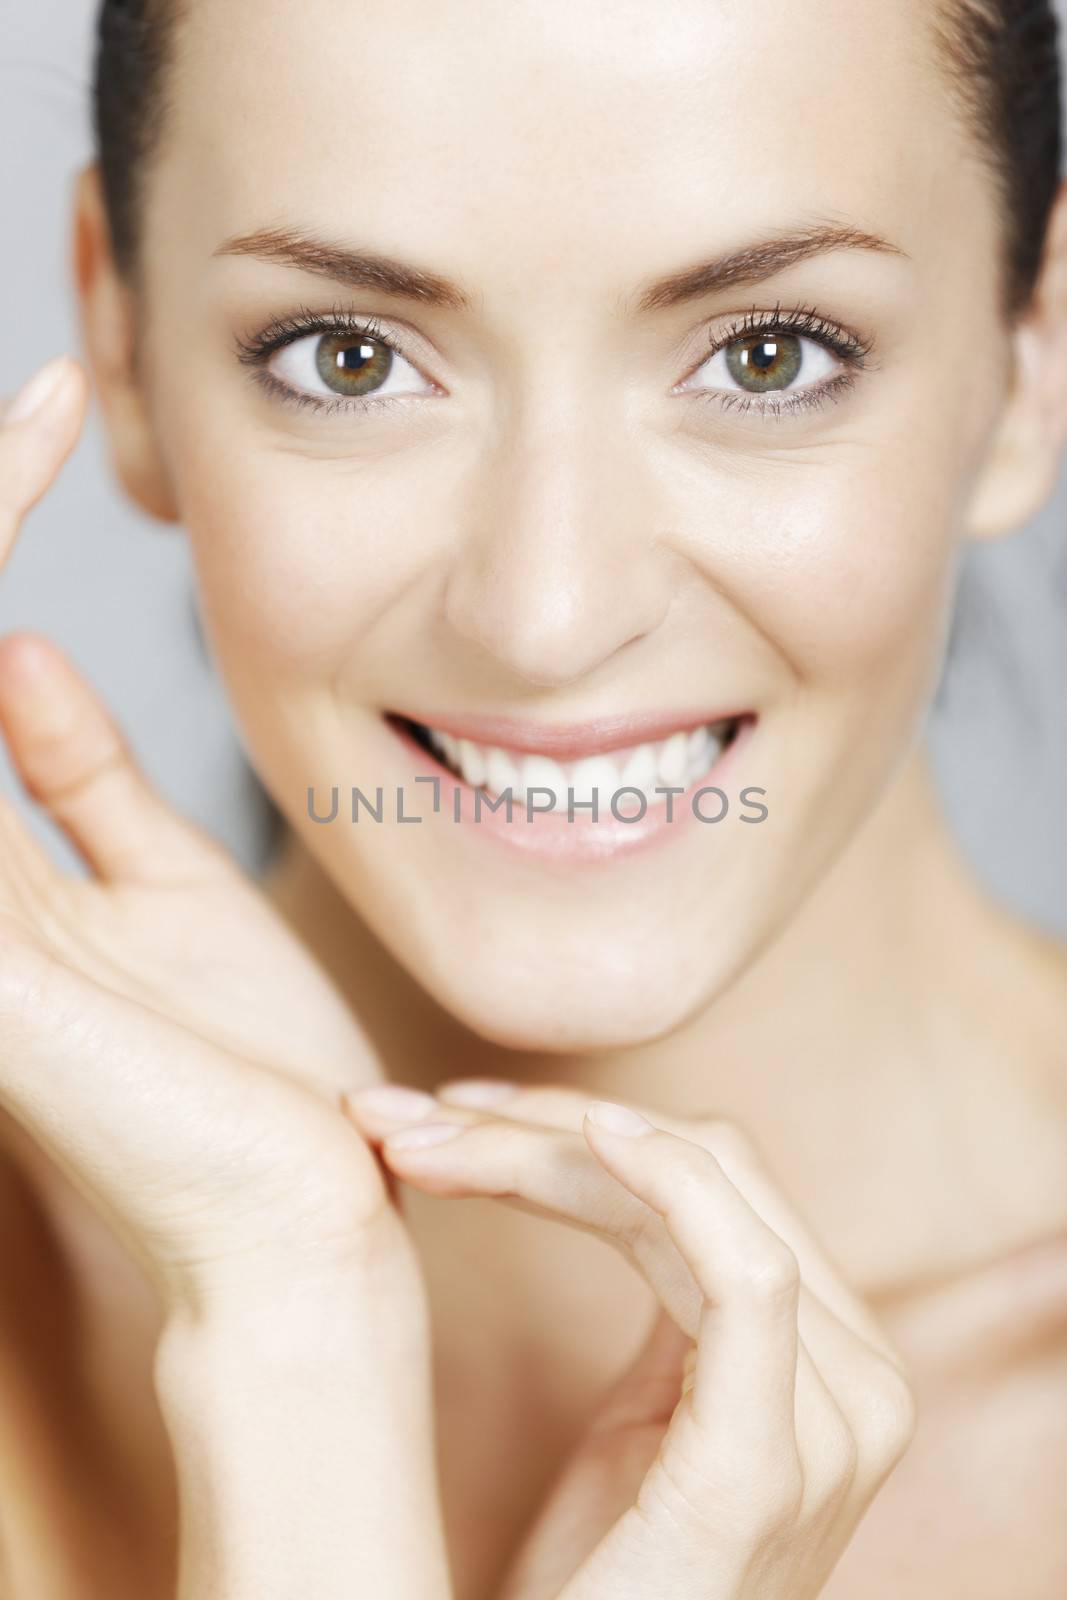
[657,730,688,786]
[519,754,568,809]
[457,738,487,788]
[569,754,622,805]
[687,724,712,768]
[419,718,735,810]
[685,724,722,785]
[619,742,656,790]
[485,746,520,798]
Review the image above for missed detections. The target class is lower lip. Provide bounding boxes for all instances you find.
[383,714,756,865]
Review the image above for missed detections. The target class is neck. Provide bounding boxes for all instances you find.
[262,740,1066,1289]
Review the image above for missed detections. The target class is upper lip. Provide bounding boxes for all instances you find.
[389,708,749,762]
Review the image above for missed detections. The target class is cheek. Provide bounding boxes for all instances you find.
[167,372,969,718]
[172,432,436,687]
[758,467,957,684]
[669,435,965,695]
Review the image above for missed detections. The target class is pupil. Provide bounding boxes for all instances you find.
[338,341,376,371]
[316,331,393,395]
[725,331,802,392]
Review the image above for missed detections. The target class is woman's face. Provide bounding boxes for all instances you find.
[132,0,1010,1049]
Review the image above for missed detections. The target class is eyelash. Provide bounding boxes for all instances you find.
[234,297,876,421]
[234,304,417,416]
[689,300,877,420]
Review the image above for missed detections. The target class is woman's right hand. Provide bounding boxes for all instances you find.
[0,355,387,1109]
[0,352,398,1305]
[0,356,451,1597]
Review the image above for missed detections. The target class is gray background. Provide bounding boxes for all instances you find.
[1,0,1065,935]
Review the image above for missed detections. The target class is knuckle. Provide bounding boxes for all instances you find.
[830,1420,861,1485]
[492,1117,535,1161]
[279,1125,401,1265]
[668,1160,710,1206]
[731,1236,801,1307]
[464,1117,534,1194]
[864,1358,919,1466]
[32,740,128,814]
[656,1162,710,1234]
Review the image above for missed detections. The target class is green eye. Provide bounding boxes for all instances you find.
[680,320,846,412]
[315,332,395,397]
[725,333,803,392]
[262,322,435,408]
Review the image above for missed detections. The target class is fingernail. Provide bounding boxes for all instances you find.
[586,1101,653,1137]
[345,1084,438,1122]
[437,1078,519,1107]
[5,356,71,425]
[385,1121,465,1150]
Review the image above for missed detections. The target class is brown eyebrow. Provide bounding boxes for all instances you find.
[632,223,908,312]
[213,226,474,311]
[214,220,906,316]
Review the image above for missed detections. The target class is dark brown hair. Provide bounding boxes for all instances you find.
[93,0,1063,316]
[933,0,1063,316]
[93,0,182,293]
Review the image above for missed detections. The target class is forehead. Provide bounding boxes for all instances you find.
[156,0,986,302]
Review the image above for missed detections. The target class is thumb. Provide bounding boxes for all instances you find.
[0,631,230,884]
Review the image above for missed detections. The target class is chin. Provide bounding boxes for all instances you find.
[406,925,732,1055]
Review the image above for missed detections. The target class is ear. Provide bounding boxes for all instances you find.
[70,162,180,525]
[961,175,1067,541]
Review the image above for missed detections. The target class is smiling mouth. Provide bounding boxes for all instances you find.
[390,713,745,808]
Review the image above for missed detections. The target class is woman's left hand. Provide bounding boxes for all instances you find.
[346,1081,918,1600]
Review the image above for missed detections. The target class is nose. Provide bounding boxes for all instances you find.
[442,408,674,689]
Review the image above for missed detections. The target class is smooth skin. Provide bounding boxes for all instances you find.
[0,373,450,1597]
[0,363,897,1600]
[347,1082,917,1600]
[2,0,1067,1595]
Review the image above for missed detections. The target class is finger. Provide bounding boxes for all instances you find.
[0,932,387,1294]
[581,1105,801,1453]
[362,1102,657,1248]
[0,786,69,913]
[588,1100,915,1497]
[0,632,232,884]
[0,356,86,546]
[349,1092,819,1357]
[787,1290,907,1512]
[363,1095,799,1446]
[346,1091,707,1324]
[436,1077,901,1369]
[375,1098,893,1535]
[590,1337,846,1600]
[349,1091,902,1456]
[496,1306,693,1600]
